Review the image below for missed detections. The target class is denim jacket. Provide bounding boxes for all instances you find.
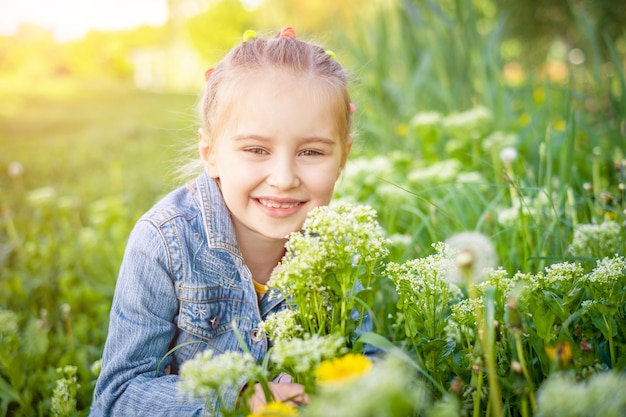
[90,173,288,416]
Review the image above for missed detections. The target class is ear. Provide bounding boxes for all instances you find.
[198,128,219,178]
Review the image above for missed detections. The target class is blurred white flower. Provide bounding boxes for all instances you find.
[51,366,79,417]
[179,350,262,400]
[445,232,498,284]
[270,333,346,375]
[482,131,518,153]
[26,187,56,206]
[499,147,518,164]
[407,159,462,185]
[536,371,626,417]
[0,309,18,335]
[568,221,622,258]
[7,161,24,178]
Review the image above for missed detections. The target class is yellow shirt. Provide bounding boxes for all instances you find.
[253,280,269,295]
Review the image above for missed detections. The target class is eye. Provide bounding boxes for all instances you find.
[299,149,325,157]
[245,147,268,155]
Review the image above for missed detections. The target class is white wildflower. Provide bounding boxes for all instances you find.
[51,366,79,417]
[445,232,498,284]
[585,255,625,285]
[568,221,623,258]
[26,187,56,206]
[536,371,626,417]
[259,309,304,341]
[0,309,18,335]
[178,350,262,400]
[481,131,518,153]
[442,107,493,141]
[407,159,462,184]
[7,161,24,178]
[499,147,518,164]
[270,334,346,375]
[90,358,103,377]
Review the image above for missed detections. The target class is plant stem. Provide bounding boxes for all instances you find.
[604,315,615,367]
[473,365,483,417]
[514,333,537,412]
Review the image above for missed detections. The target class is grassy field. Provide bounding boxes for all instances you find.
[0,81,202,415]
[1,2,625,415]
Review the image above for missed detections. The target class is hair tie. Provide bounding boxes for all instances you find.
[204,67,214,82]
[325,50,336,59]
[349,103,356,114]
[279,26,296,39]
[242,30,257,42]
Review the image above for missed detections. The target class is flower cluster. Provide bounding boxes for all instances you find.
[179,350,264,401]
[268,203,389,340]
[535,371,626,417]
[270,333,346,376]
[258,309,304,342]
[568,220,623,258]
[51,366,79,417]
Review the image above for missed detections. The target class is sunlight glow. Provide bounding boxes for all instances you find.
[0,0,169,41]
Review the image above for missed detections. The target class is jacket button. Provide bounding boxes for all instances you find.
[250,328,263,343]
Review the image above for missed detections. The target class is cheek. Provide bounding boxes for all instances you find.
[307,170,341,202]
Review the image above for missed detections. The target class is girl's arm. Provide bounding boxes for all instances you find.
[90,219,215,416]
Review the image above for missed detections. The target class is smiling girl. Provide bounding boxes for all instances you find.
[90,27,356,416]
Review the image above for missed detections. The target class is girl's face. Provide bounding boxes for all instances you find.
[199,70,352,244]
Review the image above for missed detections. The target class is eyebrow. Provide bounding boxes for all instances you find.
[232,134,336,145]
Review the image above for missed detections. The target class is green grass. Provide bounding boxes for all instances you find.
[1,1,625,414]
[0,81,199,416]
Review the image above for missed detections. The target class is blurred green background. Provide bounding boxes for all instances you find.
[1,0,625,415]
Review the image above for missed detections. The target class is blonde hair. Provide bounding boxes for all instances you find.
[177,29,353,181]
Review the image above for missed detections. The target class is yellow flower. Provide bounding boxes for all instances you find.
[247,401,298,417]
[554,120,567,132]
[394,123,409,137]
[315,354,372,386]
[519,113,531,127]
[545,341,572,366]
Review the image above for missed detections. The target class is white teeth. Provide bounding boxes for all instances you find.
[259,199,299,209]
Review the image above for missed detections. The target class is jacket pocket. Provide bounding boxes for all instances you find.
[177,285,244,340]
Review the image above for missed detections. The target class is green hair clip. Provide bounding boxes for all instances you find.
[242,30,257,42]
[325,49,336,59]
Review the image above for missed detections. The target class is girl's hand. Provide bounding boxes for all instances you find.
[246,381,310,413]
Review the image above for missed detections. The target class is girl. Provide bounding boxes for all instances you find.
[90,27,356,416]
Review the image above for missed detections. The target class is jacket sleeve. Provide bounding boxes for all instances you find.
[90,219,238,417]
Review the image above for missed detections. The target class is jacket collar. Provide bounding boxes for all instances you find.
[195,172,242,255]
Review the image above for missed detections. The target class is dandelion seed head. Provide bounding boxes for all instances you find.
[499,147,518,164]
[445,232,498,284]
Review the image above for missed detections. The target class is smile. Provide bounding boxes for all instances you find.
[257,198,303,209]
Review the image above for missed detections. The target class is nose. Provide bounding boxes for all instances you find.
[266,154,300,190]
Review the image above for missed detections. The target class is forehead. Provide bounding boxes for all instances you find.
[216,70,344,135]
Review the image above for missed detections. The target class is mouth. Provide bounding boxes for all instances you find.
[257,198,304,209]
